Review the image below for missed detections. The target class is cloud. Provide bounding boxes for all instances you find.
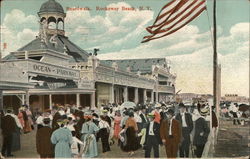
[98,23,249,97]
[65,2,154,52]
[1,9,38,57]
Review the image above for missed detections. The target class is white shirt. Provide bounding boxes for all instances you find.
[99,120,110,129]
[67,124,75,131]
[181,113,188,127]
[58,110,65,116]
[169,118,173,135]
[149,121,155,135]
[36,116,44,125]
[134,113,142,123]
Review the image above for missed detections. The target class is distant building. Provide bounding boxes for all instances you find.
[101,58,176,103]
[176,93,213,105]
[221,94,249,103]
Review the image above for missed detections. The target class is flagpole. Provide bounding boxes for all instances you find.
[213,0,217,118]
[211,0,217,151]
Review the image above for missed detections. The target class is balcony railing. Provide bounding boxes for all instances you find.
[158,85,175,94]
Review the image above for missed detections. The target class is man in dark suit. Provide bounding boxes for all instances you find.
[193,104,210,158]
[139,105,149,128]
[144,113,161,158]
[36,118,54,158]
[175,103,193,157]
[160,109,181,158]
[1,108,17,157]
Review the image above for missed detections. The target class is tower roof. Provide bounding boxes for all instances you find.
[39,0,64,14]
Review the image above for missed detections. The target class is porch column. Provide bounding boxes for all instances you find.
[143,89,147,104]
[134,88,138,104]
[151,91,154,103]
[123,86,128,102]
[110,84,114,104]
[0,90,3,110]
[155,92,159,102]
[91,92,95,108]
[76,93,80,107]
[25,90,30,106]
[49,94,52,109]
[22,94,25,105]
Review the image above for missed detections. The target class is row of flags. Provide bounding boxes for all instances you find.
[142,0,207,43]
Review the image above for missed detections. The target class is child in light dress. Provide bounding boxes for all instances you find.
[71,131,84,157]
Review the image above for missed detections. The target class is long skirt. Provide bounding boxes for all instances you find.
[11,127,21,151]
[81,134,98,158]
[121,127,140,152]
[23,120,32,133]
[99,128,111,153]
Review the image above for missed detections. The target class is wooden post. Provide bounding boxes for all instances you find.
[76,93,80,107]
[0,90,3,111]
[134,88,139,104]
[123,87,128,102]
[49,94,52,110]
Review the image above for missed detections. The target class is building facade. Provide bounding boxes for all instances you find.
[0,0,176,113]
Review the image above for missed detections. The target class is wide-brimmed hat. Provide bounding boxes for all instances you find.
[102,109,108,113]
[58,105,64,109]
[167,108,175,115]
[199,105,210,116]
[155,103,161,108]
[84,111,93,119]
[43,117,51,123]
[44,109,51,113]
[147,112,155,118]
[56,119,67,125]
[179,103,185,108]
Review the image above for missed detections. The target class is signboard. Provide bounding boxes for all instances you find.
[78,80,95,89]
[47,82,67,89]
[28,61,79,79]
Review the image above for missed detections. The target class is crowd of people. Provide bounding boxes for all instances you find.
[0,101,213,158]
[220,102,249,125]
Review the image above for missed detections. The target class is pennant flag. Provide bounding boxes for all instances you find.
[142,0,206,43]
[3,42,7,49]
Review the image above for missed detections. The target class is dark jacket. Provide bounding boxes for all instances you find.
[140,113,149,128]
[145,121,162,145]
[1,114,16,137]
[36,126,54,155]
[193,117,210,145]
[175,112,193,134]
[52,112,61,131]
[212,111,218,128]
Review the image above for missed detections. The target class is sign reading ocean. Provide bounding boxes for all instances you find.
[28,61,80,79]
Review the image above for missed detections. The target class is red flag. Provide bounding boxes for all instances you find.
[142,0,206,43]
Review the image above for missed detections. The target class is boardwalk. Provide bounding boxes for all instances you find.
[214,119,250,157]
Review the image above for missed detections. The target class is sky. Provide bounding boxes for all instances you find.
[0,0,249,97]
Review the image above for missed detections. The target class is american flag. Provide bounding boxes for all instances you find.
[142,0,207,43]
